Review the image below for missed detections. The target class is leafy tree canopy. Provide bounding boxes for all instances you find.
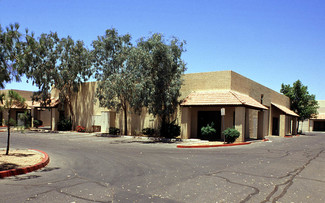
[21,31,92,126]
[92,29,145,135]
[0,23,24,89]
[137,33,187,125]
[281,80,319,121]
[93,30,187,136]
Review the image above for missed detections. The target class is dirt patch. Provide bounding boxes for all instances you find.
[0,149,44,171]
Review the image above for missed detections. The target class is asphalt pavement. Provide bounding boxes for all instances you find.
[0,131,324,203]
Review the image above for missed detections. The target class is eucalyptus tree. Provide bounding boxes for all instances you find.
[281,80,319,131]
[55,36,92,127]
[0,23,24,89]
[92,29,145,135]
[22,32,92,128]
[137,34,186,134]
[23,31,61,105]
[1,90,27,155]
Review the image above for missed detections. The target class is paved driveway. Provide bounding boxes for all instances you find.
[0,131,324,203]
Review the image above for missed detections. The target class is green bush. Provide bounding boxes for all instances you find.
[201,122,216,139]
[17,111,31,128]
[109,127,120,135]
[160,121,180,139]
[142,128,155,136]
[57,119,72,131]
[222,128,240,143]
[5,118,16,126]
[33,119,43,128]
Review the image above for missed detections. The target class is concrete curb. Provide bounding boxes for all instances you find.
[0,149,50,178]
[177,142,251,148]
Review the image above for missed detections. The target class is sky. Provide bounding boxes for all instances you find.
[1,0,325,99]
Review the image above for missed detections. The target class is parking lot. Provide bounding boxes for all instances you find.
[0,131,324,202]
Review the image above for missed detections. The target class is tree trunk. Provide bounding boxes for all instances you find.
[6,109,10,155]
[124,105,128,135]
[68,99,74,130]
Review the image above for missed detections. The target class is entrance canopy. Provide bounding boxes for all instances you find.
[271,103,299,117]
[181,90,268,110]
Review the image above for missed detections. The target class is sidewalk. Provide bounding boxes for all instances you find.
[176,141,252,148]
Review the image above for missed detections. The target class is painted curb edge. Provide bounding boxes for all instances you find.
[0,149,50,178]
[177,142,251,148]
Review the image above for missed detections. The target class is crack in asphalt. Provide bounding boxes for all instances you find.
[266,149,291,158]
[58,189,112,203]
[208,172,260,203]
[25,175,113,202]
[13,167,114,203]
[202,148,324,203]
[261,149,324,203]
[296,176,325,183]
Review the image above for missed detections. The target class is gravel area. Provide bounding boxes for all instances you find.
[0,149,44,171]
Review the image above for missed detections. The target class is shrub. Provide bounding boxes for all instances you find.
[76,125,86,132]
[201,122,216,140]
[109,127,120,135]
[57,118,72,131]
[160,120,180,139]
[33,119,43,128]
[18,111,31,128]
[5,118,16,126]
[142,128,155,136]
[222,128,240,143]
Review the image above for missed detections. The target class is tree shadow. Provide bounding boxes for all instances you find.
[5,153,35,157]
[0,163,19,170]
[12,175,41,181]
[111,138,181,144]
[39,167,60,172]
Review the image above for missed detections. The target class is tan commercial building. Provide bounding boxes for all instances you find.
[50,70,298,142]
[179,71,298,141]
[299,100,325,132]
[0,89,59,128]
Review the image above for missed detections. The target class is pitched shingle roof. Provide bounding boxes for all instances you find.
[271,103,299,117]
[181,90,268,110]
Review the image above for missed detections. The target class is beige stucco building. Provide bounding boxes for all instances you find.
[299,100,325,132]
[50,70,298,142]
[0,89,58,128]
[179,71,298,141]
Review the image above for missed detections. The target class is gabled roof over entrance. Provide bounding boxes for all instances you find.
[181,90,268,110]
[271,103,299,117]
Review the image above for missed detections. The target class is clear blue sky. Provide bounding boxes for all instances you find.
[1,0,325,99]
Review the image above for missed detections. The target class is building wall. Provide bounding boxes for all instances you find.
[0,89,34,101]
[317,101,325,114]
[50,70,293,137]
[0,90,32,126]
[180,71,232,100]
[51,82,160,133]
[39,109,52,126]
[179,71,291,138]
[299,100,325,132]
[180,70,290,107]
[230,71,290,107]
[186,106,235,139]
